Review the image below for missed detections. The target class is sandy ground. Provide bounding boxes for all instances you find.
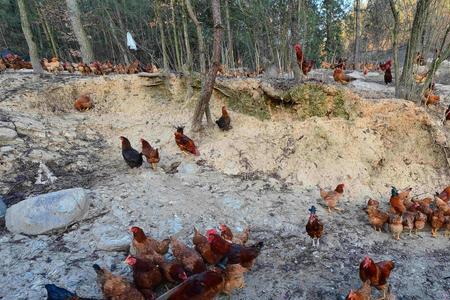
[0,70,449,300]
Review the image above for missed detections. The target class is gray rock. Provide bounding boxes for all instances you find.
[177,162,199,174]
[0,146,14,153]
[12,116,45,136]
[93,225,130,251]
[222,195,243,209]
[0,127,18,145]
[5,188,90,235]
[0,197,6,218]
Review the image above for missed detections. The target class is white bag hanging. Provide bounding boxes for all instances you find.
[127,32,137,50]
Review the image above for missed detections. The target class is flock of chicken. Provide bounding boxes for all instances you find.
[306,183,450,300]
[45,225,262,299]
[0,53,157,75]
[310,184,450,243]
[116,105,231,172]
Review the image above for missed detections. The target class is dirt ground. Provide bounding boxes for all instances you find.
[0,70,449,300]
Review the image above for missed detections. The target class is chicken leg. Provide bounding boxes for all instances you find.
[151,163,157,171]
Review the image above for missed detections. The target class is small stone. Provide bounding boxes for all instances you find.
[0,146,14,153]
[93,225,131,251]
[0,127,18,145]
[222,195,243,209]
[177,162,199,174]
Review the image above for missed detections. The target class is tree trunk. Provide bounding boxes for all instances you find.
[398,0,432,100]
[185,0,206,74]
[156,2,169,70]
[181,4,193,101]
[224,0,234,69]
[191,0,222,132]
[34,1,59,59]
[17,0,43,73]
[105,9,129,64]
[66,0,94,63]
[289,0,301,81]
[420,25,450,97]
[389,0,400,97]
[170,0,182,70]
[113,1,130,64]
[353,0,361,69]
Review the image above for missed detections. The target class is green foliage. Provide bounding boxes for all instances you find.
[228,93,271,121]
[284,83,353,120]
[320,0,348,62]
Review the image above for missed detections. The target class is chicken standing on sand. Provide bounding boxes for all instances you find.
[120,136,143,168]
[140,138,160,170]
[216,106,232,131]
[174,126,200,156]
[319,184,345,213]
[305,205,324,247]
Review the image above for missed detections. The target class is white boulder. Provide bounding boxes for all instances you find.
[5,188,90,235]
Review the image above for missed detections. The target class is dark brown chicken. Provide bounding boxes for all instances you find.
[192,227,223,265]
[207,230,263,269]
[93,264,145,300]
[293,43,314,76]
[171,236,207,275]
[130,226,170,256]
[305,205,324,247]
[159,268,225,300]
[384,68,392,85]
[359,256,395,299]
[215,106,232,131]
[159,260,188,284]
[74,95,93,111]
[174,127,200,156]
[140,139,160,170]
[125,255,162,292]
[379,59,392,72]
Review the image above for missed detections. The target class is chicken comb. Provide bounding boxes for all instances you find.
[308,206,317,214]
[206,228,218,236]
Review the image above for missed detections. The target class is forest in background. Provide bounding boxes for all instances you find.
[1,0,449,74]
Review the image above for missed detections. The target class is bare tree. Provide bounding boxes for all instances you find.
[389,0,400,97]
[185,0,206,74]
[17,0,43,73]
[353,0,361,69]
[224,0,234,69]
[66,0,94,63]
[191,0,223,132]
[155,1,169,70]
[290,0,302,81]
